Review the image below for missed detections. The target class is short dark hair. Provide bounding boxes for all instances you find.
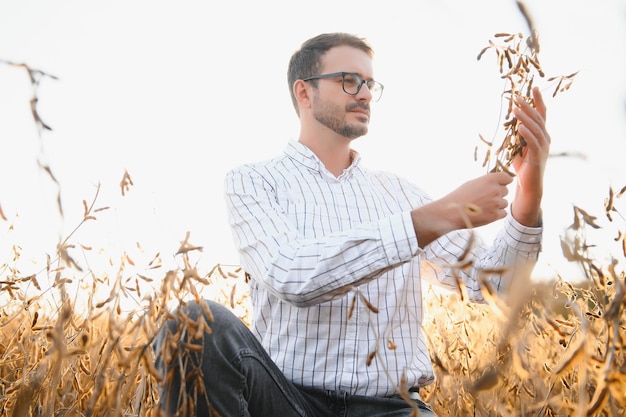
[287,32,374,113]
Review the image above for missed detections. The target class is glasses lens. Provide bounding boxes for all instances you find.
[341,73,362,95]
[367,81,383,101]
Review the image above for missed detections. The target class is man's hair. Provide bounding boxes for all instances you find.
[287,32,374,114]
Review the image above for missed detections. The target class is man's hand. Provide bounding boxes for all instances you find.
[411,172,514,247]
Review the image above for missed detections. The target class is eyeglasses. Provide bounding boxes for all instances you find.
[302,72,384,102]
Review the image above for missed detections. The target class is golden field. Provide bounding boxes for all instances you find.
[0,182,625,416]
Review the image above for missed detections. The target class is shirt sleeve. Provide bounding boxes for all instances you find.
[420,213,543,302]
[224,166,421,307]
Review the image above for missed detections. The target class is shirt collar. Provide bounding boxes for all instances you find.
[284,140,361,179]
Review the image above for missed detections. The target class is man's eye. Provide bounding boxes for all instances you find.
[343,74,359,86]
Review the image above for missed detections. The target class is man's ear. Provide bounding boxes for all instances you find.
[293,79,312,110]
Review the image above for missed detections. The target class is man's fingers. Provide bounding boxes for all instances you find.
[491,171,514,186]
[531,86,547,120]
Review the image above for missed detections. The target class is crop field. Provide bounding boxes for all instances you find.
[0,183,624,416]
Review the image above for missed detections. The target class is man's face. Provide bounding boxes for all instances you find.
[310,46,374,140]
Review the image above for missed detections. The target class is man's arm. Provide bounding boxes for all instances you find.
[510,86,550,227]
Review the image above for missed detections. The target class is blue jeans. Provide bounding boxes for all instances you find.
[154,300,437,417]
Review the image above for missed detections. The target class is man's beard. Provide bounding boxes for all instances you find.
[312,98,369,140]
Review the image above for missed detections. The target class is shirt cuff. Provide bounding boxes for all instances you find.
[379,212,421,264]
[502,213,543,253]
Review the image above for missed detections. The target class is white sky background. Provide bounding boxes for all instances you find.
[1,0,625,284]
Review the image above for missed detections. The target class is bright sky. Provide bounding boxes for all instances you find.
[1,0,625,284]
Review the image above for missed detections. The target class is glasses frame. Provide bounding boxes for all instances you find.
[302,72,384,102]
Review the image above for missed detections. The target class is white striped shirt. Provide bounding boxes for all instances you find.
[223,141,542,397]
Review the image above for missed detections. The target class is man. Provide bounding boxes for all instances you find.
[156,32,549,416]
